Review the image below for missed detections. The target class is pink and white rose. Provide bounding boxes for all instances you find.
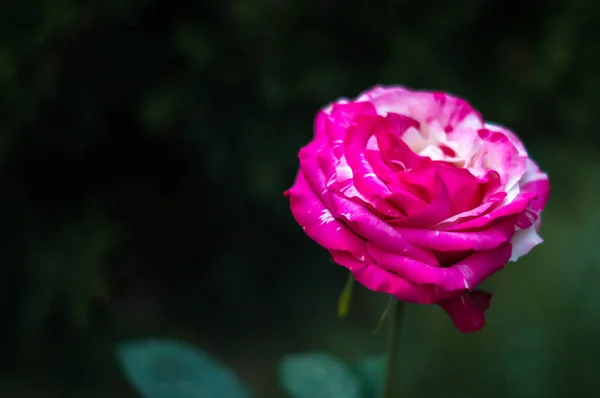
[284,85,550,332]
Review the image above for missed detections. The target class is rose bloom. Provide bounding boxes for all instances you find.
[284,86,549,332]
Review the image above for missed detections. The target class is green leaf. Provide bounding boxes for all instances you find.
[117,339,251,398]
[279,352,363,398]
[338,273,355,318]
[353,356,385,398]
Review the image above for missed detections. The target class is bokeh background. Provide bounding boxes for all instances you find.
[1,0,599,396]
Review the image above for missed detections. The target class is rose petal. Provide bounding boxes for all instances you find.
[509,218,544,262]
[389,167,453,226]
[327,193,439,265]
[297,137,339,211]
[356,85,410,102]
[330,250,456,304]
[392,220,515,252]
[446,191,534,231]
[434,192,506,230]
[373,113,428,173]
[435,166,484,215]
[329,101,379,128]
[519,158,550,213]
[369,89,484,134]
[473,128,527,192]
[285,172,366,259]
[367,242,512,291]
[313,109,328,140]
[438,291,492,333]
[484,122,527,157]
[365,138,398,185]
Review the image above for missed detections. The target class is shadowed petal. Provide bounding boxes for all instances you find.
[438,291,492,333]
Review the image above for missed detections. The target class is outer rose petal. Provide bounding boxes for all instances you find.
[392,219,515,252]
[366,87,484,133]
[474,128,527,192]
[509,218,543,262]
[484,122,527,157]
[367,242,512,291]
[519,158,550,213]
[285,172,365,260]
[330,250,456,304]
[356,85,409,102]
[438,291,492,333]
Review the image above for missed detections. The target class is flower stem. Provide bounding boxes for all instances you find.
[382,299,404,398]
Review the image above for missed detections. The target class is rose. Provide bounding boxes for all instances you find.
[284,86,550,333]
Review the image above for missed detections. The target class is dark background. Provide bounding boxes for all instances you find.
[1,0,599,396]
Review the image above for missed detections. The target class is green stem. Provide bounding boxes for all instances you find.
[382,300,404,398]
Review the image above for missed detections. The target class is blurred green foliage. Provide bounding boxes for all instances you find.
[117,339,251,398]
[279,353,362,398]
[1,0,600,396]
[117,339,378,398]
